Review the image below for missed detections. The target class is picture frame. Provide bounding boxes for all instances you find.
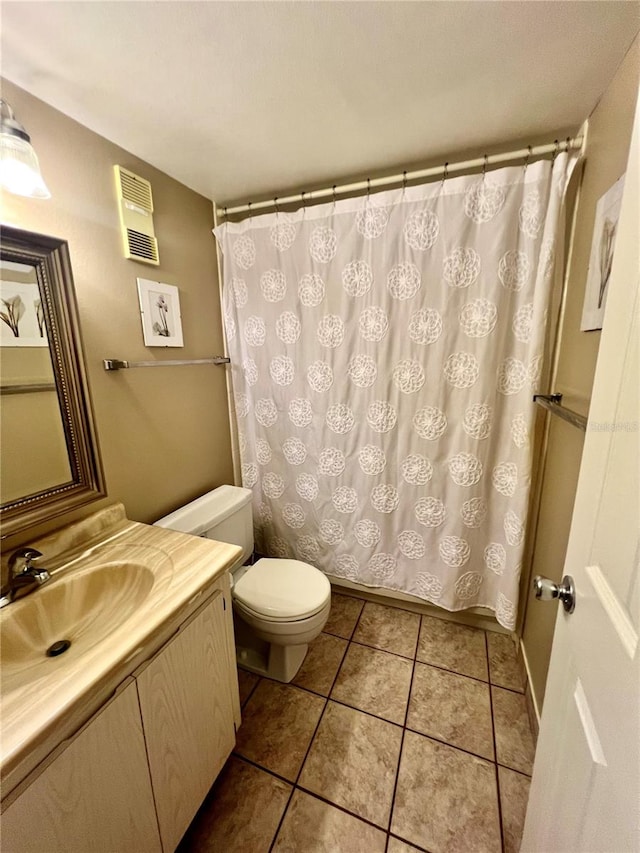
[580,173,625,331]
[137,278,184,347]
[0,279,48,347]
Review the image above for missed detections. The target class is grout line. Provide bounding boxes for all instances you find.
[403,725,496,765]
[323,627,356,641]
[412,654,489,685]
[349,596,367,639]
[497,762,532,779]
[490,680,527,696]
[232,748,437,852]
[238,646,521,697]
[295,783,393,837]
[385,614,421,849]
[388,832,433,853]
[325,695,404,729]
[351,636,417,662]
[351,635,494,685]
[268,625,352,852]
[232,752,295,788]
[487,633,506,853]
[248,681,500,765]
[266,697,327,853]
[239,673,261,709]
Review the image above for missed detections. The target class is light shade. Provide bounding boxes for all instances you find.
[0,99,50,199]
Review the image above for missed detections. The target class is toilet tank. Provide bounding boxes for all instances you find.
[154,485,254,565]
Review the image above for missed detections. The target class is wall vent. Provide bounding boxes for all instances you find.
[114,165,159,265]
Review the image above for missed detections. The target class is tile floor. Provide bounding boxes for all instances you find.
[179,592,534,853]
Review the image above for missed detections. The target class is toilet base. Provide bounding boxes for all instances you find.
[233,611,309,682]
[236,641,308,683]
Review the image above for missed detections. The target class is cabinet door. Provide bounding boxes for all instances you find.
[136,588,236,853]
[1,679,161,853]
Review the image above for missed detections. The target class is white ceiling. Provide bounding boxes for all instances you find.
[1,1,638,205]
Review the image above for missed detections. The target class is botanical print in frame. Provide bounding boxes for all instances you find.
[0,280,48,347]
[137,278,184,347]
[581,173,625,331]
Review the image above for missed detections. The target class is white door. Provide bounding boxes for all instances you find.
[521,94,640,852]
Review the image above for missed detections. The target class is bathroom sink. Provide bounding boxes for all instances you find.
[0,562,155,686]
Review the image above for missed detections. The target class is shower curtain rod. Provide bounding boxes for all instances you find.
[220,136,583,218]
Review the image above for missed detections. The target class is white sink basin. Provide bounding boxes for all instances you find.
[1,562,154,688]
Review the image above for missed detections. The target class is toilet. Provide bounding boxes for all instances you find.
[154,485,331,682]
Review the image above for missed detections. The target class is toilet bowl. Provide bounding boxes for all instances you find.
[154,487,331,682]
[231,557,331,679]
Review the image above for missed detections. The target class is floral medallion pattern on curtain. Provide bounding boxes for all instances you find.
[215,154,577,629]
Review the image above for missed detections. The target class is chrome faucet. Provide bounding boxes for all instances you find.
[0,547,51,608]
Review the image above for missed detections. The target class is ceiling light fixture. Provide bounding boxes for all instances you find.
[0,99,51,199]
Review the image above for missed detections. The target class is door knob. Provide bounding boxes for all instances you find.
[533,575,576,613]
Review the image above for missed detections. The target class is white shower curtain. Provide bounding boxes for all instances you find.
[215,153,577,629]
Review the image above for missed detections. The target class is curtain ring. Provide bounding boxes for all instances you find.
[402,171,408,191]
[565,136,571,153]
[524,145,532,171]
[552,139,559,164]
[482,154,489,178]
[248,202,252,220]
[332,185,337,205]
[442,162,449,182]
[223,207,228,218]
[301,191,306,208]
[274,197,279,215]
[366,178,371,197]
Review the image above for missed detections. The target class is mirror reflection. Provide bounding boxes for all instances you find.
[0,226,104,538]
[0,257,72,503]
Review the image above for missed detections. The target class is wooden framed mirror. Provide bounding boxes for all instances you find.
[0,225,105,538]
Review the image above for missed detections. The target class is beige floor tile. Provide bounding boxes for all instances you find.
[299,700,403,827]
[292,632,348,696]
[391,731,501,853]
[323,593,365,639]
[235,680,325,780]
[417,616,488,681]
[492,686,536,775]
[487,632,525,692]
[237,668,260,707]
[332,642,413,724]
[272,789,387,853]
[177,756,291,853]
[353,601,420,658]
[498,766,531,853]
[387,837,423,852]
[407,662,494,760]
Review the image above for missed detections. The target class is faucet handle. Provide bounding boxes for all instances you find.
[8,547,44,575]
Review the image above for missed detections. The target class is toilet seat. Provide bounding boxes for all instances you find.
[233,558,330,621]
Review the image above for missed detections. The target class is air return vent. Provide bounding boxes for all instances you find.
[114,165,159,265]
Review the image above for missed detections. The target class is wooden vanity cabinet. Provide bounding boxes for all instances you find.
[136,585,236,852]
[1,576,239,853]
[1,678,162,853]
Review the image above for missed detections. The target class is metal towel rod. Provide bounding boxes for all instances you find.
[533,394,587,432]
[103,357,230,371]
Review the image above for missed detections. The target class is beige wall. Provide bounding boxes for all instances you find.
[520,38,639,712]
[0,79,233,535]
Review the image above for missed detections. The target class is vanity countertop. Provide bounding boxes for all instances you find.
[0,504,242,797]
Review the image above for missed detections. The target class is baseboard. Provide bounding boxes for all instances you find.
[328,575,510,635]
[519,640,541,743]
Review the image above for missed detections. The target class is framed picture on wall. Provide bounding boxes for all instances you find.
[580,173,625,331]
[137,278,184,347]
[0,279,48,347]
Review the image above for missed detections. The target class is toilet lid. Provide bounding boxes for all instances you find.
[233,558,330,620]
